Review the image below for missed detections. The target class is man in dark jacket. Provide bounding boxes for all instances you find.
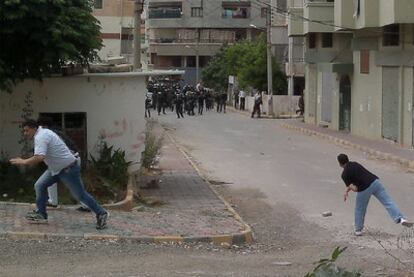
[337,153,412,236]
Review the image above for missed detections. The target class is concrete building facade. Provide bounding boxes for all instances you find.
[146,0,270,85]
[92,0,148,66]
[289,0,414,148]
[0,71,183,170]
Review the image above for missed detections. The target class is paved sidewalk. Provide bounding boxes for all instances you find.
[280,118,414,170]
[229,106,414,169]
[0,127,252,244]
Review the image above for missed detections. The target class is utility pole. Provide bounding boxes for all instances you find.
[133,0,144,71]
[266,5,274,116]
[196,28,200,84]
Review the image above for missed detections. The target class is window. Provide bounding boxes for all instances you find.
[222,7,250,18]
[148,4,182,19]
[308,33,316,49]
[360,50,369,74]
[222,2,251,19]
[383,24,399,46]
[191,7,203,17]
[321,33,333,48]
[94,0,103,9]
[121,28,133,54]
[353,0,360,17]
[261,8,268,18]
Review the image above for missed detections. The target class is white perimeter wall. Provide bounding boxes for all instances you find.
[0,74,148,169]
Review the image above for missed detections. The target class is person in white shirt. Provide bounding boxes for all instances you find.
[10,120,108,229]
[239,90,246,111]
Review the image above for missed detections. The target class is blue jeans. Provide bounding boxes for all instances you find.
[34,164,106,218]
[355,179,403,232]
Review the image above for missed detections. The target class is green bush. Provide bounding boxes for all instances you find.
[141,124,163,170]
[305,247,361,277]
[89,142,131,190]
[0,157,41,202]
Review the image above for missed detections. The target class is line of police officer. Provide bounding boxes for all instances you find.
[145,78,228,119]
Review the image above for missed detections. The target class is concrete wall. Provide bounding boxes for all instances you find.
[148,0,267,29]
[0,73,152,169]
[245,95,300,117]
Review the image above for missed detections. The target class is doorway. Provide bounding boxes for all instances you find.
[339,75,351,132]
[382,67,399,142]
[38,112,88,164]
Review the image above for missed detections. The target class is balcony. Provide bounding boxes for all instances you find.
[288,6,304,36]
[303,0,334,34]
[148,43,223,56]
[340,0,414,30]
[334,0,354,31]
[379,0,414,26]
[285,61,305,76]
[148,7,182,19]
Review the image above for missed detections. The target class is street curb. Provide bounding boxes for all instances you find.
[227,106,299,119]
[0,174,136,211]
[164,131,254,245]
[102,174,135,211]
[281,122,414,171]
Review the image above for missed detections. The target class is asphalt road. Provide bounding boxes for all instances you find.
[1,110,413,277]
[159,110,414,237]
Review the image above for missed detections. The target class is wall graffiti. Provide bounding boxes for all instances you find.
[100,118,128,139]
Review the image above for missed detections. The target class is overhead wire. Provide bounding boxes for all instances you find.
[253,0,404,36]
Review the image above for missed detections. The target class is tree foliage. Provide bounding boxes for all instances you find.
[0,0,102,92]
[201,35,287,94]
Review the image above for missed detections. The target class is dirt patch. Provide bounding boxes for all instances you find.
[214,184,414,276]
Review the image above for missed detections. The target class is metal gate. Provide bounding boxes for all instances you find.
[382,67,399,142]
[339,75,351,132]
[308,64,317,119]
[321,72,334,123]
[38,112,88,165]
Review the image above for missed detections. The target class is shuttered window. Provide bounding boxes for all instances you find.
[360,50,369,74]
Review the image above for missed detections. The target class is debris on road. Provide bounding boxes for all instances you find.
[322,211,332,217]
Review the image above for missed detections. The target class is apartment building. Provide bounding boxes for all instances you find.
[92,0,147,65]
[286,0,305,96]
[290,0,414,147]
[146,0,270,84]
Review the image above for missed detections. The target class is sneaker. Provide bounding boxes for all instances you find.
[354,230,363,236]
[76,206,91,212]
[96,212,109,230]
[47,203,59,209]
[25,211,48,224]
[400,218,413,227]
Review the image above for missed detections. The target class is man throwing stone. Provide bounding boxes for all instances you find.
[337,153,412,236]
[10,120,108,229]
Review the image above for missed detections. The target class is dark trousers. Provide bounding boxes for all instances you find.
[240,98,245,110]
[251,104,261,118]
[198,101,204,115]
[176,104,184,118]
[145,108,151,118]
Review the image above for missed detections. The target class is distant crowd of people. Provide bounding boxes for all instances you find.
[145,78,228,119]
[145,78,305,120]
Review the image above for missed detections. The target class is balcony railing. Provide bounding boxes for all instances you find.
[148,8,181,19]
[149,38,237,44]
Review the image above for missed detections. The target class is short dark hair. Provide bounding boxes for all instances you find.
[337,153,349,165]
[22,119,39,129]
[37,116,53,128]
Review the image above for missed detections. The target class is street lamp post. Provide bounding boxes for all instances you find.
[185,45,199,85]
[266,7,274,116]
[250,7,273,116]
[133,0,143,71]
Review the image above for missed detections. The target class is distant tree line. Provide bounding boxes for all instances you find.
[0,0,102,92]
[202,34,287,94]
